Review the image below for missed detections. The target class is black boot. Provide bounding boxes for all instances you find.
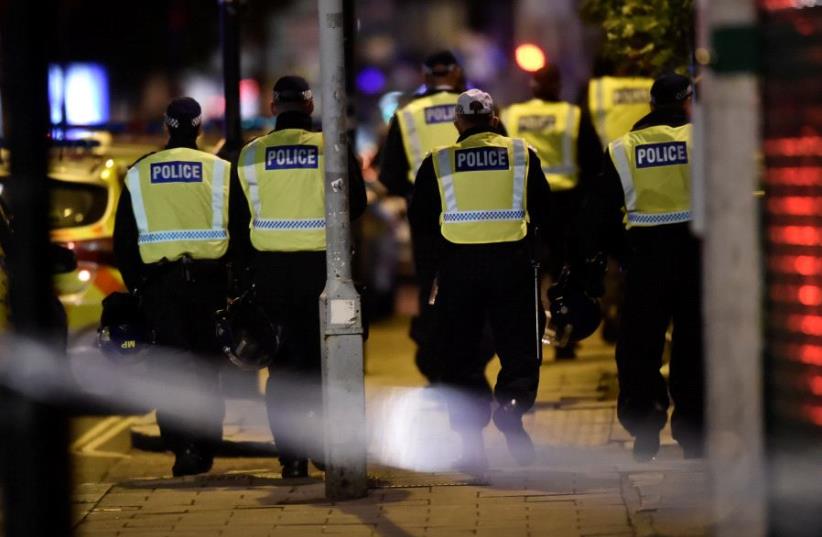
[493,402,536,466]
[172,444,214,477]
[632,429,660,462]
[280,458,309,479]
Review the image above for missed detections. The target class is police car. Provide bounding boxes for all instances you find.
[0,137,134,334]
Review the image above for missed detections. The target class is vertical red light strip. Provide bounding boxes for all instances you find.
[761,3,822,433]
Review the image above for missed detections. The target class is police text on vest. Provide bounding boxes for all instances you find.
[455,147,510,172]
[635,142,688,168]
[265,145,319,170]
[517,115,556,133]
[424,105,455,124]
[150,161,204,183]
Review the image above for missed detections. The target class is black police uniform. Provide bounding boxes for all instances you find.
[408,125,552,432]
[577,108,704,455]
[234,110,367,473]
[113,135,234,475]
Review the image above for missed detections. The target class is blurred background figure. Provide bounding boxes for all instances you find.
[502,64,600,360]
[378,51,466,385]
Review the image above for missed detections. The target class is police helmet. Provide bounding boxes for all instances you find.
[547,271,602,345]
[215,291,282,371]
[98,292,153,363]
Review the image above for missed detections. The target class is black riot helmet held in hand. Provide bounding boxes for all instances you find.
[98,292,154,363]
[215,290,283,371]
[547,260,604,345]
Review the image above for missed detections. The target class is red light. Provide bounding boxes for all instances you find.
[768,196,822,216]
[802,315,822,336]
[799,285,822,306]
[796,256,821,275]
[765,167,822,186]
[805,405,822,426]
[773,344,822,367]
[515,44,546,72]
[768,255,822,275]
[763,136,822,157]
[810,376,822,396]
[770,225,822,246]
[802,345,822,366]
[787,314,822,336]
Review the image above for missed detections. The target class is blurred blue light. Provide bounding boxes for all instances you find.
[49,65,65,124]
[49,63,110,126]
[356,67,386,95]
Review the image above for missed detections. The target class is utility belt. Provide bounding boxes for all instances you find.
[145,254,226,285]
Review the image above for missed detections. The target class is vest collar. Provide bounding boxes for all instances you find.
[457,126,497,143]
[274,111,313,132]
[633,109,689,131]
[165,138,198,150]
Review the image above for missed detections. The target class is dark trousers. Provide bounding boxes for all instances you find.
[411,233,494,384]
[436,242,544,432]
[141,261,227,458]
[615,227,704,448]
[253,251,326,464]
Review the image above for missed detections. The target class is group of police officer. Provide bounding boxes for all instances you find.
[113,78,366,478]
[111,48,702,476]
[382,51,702,466]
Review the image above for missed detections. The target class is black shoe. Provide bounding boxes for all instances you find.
[281,459,309,479]
[493,404,536,466]
[632,431,660,462]
[172,446,214,477]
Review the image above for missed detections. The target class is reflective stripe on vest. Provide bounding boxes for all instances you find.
[126,148,230,264]
[433,133,529,244]
[609,124,693,229]
[502,99,580,191]
[396,91,459,182]
[588,76,653,147]
[237,129,327,252]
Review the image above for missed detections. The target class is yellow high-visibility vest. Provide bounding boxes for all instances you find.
[588,76,653,147]
[237,129,326,252]
[396,91,459,183]
[502,99,580,191]
[608,124,693,229]
[432,132,530,244]
[125,148,230,264]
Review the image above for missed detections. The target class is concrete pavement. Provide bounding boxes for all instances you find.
[71,316,713,537]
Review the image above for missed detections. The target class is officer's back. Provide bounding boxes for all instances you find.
[112,97,231,477]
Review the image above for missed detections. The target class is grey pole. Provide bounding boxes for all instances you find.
[697,1,765,535]
[317,0,368,500]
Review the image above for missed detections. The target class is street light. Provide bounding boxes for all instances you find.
[514,43,546,72]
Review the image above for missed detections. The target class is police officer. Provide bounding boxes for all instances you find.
[113,97,231,476]
[409,89,552,469]
[577,74,702,461]
[236,76,367,479]
[502,65,599,359]
[581,67,655,342]
[586,70,654,150]
[378,50,468,384]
